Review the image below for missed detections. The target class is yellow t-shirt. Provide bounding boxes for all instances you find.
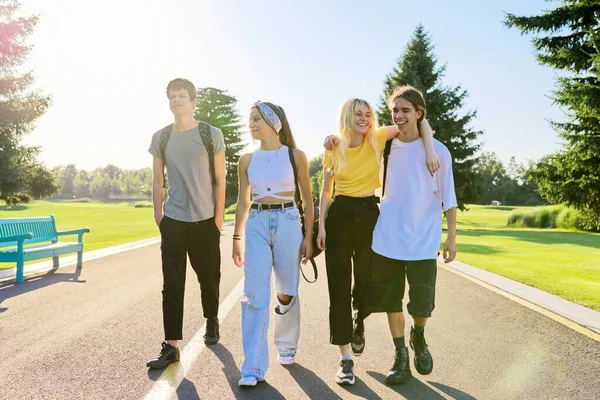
[323,126,388,197]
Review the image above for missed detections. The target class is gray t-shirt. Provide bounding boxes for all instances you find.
[148,124,225,222]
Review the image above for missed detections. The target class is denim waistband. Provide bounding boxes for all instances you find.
[251,202,296,211]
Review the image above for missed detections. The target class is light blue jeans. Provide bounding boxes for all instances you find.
[240,205,303,379]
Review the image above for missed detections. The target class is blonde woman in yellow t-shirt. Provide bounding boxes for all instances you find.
[317,98,437,385]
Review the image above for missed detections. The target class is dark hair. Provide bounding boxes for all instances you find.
[255,102,297,149]
[166,78,196,100]
[387,85,426,122]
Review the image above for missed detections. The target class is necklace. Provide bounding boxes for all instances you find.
[262,146,283,162]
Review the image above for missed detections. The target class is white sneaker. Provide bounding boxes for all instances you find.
[278,351,296,365]
[238,376,256,386]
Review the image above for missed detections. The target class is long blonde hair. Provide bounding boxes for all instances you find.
[327,98,380,175]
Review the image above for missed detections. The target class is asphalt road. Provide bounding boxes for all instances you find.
[1,225,599,399]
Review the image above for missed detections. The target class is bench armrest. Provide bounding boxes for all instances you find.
[0,233,34,243]
[56,228,90,237]
[56,228,90,242]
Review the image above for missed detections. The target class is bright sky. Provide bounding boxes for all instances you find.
[20,0,565,171]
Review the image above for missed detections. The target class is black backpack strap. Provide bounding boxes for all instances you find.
[287,148,317,282]
[288,147,303,214]
[159,124,173,188]
[382,139,393,198]
[198,121,216,185]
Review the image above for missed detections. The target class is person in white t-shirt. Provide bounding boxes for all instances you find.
[365,85,458,385]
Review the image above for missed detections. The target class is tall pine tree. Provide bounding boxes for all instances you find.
[506,1,600,230]
[377,25,481,210]
[0,0,51,198]
[194,87,245,206]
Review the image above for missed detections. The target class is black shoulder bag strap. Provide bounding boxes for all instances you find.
[159,124,173,188]
[198,121,217,185]
[382,139,393,197]
[288,147,318,283]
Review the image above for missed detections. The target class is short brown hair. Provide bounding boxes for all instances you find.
[387,85,426,122]
[166,78,196,100]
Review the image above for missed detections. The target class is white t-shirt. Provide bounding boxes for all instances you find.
[372,138,458,261]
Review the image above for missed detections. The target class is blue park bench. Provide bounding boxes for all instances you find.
[0,216,90,283]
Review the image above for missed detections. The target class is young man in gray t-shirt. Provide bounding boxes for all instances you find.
[146,78,226,369]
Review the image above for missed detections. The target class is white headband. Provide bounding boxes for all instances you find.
[254,101,282,134]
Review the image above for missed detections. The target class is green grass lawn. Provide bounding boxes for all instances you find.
[449,205,600,311]
[0,200,234,269]
[1,201,598,311]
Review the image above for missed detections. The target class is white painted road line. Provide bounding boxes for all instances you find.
[144,278,244,400]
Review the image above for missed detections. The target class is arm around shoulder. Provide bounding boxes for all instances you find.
[437,145,458,211]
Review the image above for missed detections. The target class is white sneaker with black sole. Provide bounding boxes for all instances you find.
[335,359,355,385]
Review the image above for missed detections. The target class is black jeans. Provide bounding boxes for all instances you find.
[325,195,379,345]
[159,216,221,340]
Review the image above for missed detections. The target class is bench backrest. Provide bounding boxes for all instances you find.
[0,216,58,247]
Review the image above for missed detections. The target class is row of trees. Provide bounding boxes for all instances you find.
[53,164,152,201]
[474,153,543,206]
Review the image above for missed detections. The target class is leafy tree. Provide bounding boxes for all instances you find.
[73,170,92,198]
[308,154,323,196]
[195,87,246,206]
[377,25,482,210]
[122,172,143,195]
[474,152,545,206]
[474,152,506,205]
[103,164,124,181]
[506,1,600,230]
[27,164,61,199]
[89,170,121,201]
[0,0,51,198]
[56,164,78,196]
[309,154,323,177]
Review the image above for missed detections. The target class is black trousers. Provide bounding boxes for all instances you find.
[159,216,221,340]
[325,195,379,345]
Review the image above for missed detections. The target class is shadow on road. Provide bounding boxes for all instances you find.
[284,362,345,399]
[176,378,201,400]
[340,375,383,399]
[208,344,285,400]
[429,381,478,400]
[146,367,163,382]
[367,371,446,399]
[0,267,85,312]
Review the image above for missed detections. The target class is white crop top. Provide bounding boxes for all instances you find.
[248,146,296,201]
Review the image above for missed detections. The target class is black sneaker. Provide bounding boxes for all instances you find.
[204,317,220,345]
[146,342,180,369]
[410,327,433,375]
[385,347,412,384]
[351,318,365,356]
[335,359,355,385]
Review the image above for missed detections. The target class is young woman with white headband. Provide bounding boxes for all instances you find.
[232,101,314,387]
